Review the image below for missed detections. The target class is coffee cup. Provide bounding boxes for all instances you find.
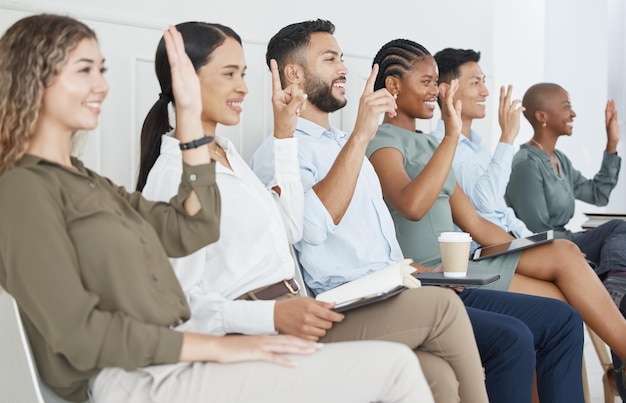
[438,232,472,277]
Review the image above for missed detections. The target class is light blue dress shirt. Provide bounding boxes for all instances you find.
[432,120,533,250]
[250,118,403,295]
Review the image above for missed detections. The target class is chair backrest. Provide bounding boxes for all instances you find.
[0,289,76,403]
[289,247,314,297]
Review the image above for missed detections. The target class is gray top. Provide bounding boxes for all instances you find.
[505,143,621,239]
[367,123,518,291]
[0,155,220,401]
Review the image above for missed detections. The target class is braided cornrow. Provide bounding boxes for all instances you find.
[372,39,431,92]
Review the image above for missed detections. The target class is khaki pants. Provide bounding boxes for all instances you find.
[91,341,431,403]
[321,286,488,403]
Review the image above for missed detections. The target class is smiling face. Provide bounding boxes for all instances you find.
[39,38,108,135]
[301,31,348,113]
[542,87,576,136]
[396,56,439,120]
[454,61,489,123]
[197,37,248,131]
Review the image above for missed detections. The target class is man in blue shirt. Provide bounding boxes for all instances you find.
[431,48,532,253]
[432,47,626,398]
[251,19,584,403]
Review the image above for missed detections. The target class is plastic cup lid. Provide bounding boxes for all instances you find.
[438,232,472,241]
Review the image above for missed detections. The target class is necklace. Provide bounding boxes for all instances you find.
[210,146,224,158]
[529,138,563,180]
[530,138,543,150]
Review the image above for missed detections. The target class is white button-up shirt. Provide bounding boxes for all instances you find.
[142,133,303,335]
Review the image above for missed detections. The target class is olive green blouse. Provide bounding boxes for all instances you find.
[0,155,220,401]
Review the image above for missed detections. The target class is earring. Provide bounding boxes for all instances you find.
[393,93,398,100]
[542,121,547,128]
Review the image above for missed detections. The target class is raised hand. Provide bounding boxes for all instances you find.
[161,25,211,215]
[274,297,344,341]
[605,99,620,153]
[211,334,322,367]
[439,79,462,139]
[352,64,397,143]
[270,59,308,139]
[498,85,524,144]
[162,25,202,125]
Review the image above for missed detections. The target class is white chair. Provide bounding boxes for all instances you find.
[289,247,314,297]
[0,288,76,403]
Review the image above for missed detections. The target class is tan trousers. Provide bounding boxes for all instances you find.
[91,340,432,403]
[320,286,488,403]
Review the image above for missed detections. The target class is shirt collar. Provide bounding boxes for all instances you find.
[468,128,483,145]
[296,117,347,140]
[19,154,87,173]
[435,119,482,147]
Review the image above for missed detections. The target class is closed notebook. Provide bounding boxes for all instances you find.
[315,259,420,312]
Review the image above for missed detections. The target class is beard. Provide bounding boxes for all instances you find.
[303,70,347,113]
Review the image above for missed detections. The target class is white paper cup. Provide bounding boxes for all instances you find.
[438,232,472,277]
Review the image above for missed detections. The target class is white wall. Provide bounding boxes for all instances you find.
[607,0,626,215]
[0,0,624,225]
[542,0,620,229]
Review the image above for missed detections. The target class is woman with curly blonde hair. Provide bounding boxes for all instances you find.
[0,15,96,174]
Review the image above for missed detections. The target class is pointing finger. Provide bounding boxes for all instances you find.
[270,59,283,95]
[363,63,379,96]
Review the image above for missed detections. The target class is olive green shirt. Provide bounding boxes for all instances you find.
[0,155,220,401]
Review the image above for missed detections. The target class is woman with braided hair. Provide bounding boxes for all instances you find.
[365,38,595,402]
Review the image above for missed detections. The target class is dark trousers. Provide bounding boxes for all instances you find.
[574,219,626,400]
[573,218,626,277]
[460,288,584,403]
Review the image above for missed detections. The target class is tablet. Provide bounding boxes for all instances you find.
[414,272,500,287]
[472,230,554,261]
[332,285,407,313]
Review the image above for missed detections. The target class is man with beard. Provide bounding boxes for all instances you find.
[242,20,491,403]
[251,20,584,403]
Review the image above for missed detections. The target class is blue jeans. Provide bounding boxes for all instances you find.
[459,288,584,403]
[573,218,626,277]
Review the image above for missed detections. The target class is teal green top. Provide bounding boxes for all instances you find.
[505,143,621,239]
[366,123,518,291]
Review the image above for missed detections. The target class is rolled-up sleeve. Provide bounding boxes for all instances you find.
[302,184,338,245]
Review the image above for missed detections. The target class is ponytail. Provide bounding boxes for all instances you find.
[136,96,171,191]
